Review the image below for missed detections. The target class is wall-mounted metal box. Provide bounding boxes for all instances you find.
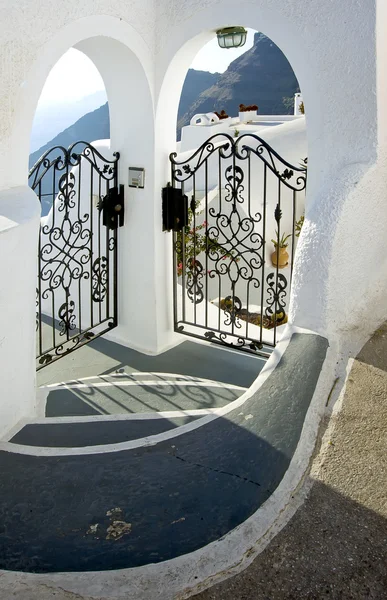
[128,167,145,189]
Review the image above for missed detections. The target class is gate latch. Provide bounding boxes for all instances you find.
[162,183,188,232]
[97,184,125,230]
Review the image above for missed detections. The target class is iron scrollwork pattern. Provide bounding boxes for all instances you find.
[170,133,307,355]
[265,273,288,321]
[91,257,108,303]
[30,142,120,369]
[186,258,204,304]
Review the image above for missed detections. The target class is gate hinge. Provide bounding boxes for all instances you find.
[97,184,125,230]
[162,183,188,232]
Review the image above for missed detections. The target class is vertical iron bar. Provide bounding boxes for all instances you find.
[231,149,236,338]
[193,173,197,324]
[89,159,94,329]
[51,158,56,229]
[260,164,267,347]
[171,162,179,329]
[246,151,251,343]
[274,179,281,347]
[38,181,43,358]
[218,151,222,332]
[78,157,82,335]
[105,177,110,322]
[290,190,296,292]
[51,164,57,351]
[205,159,209,328]
[65,156,70,343]
[113,163,118,327]
[98,172,102,324]
[181,180,186,323]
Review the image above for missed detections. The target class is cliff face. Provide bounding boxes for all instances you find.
[30,32,299,173]
[177,33,300,136]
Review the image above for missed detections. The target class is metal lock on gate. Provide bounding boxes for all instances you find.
[162,183,188,232]
[97,185,125,230]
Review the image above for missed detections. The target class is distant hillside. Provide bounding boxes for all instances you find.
[29,103,110,170]
[29,103,110,216]
[30,33,299,174]
[177,33,299,136]
[178,69,220,121]
[30,70,218,169]
[30,90,107,152]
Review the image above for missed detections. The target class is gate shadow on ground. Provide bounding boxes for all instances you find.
[45,376,243,417]
[38,336,267,390]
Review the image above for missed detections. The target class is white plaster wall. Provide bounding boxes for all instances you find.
[0,4,155,190]
[180,115,302,153]
[154,0,383,355]
[0,8,156,434]
[0,0,385,432]
[75,38,157,353]
[322,0,387,358]
[0,187,40,436]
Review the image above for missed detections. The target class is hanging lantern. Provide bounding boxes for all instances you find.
[216,26,247,49]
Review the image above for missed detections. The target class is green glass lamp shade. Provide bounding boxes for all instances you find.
[216,26,247,49]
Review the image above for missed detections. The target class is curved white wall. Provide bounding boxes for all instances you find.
[0,10,156,434]
[0,0,386,434]
[0,187,40,436]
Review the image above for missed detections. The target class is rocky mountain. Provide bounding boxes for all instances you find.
[30,32,299,173]
[177,32,299,135]
[178,69,220,121]
[29,103,110,170]
[30,90,107,152]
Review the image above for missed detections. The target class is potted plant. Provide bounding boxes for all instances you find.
[271,231,291,268]
[214,109,229,120]
[238,104,258,123]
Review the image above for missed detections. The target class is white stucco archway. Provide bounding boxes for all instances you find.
[8,15,154,188]
[0,15,157,436]
[152,0,381,356]
[152,4,311,351]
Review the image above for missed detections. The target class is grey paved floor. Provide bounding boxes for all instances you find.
[193,325,387,600]
[0,333,327,573]
[38,337,265,417]
[37,337,265,388]
[10,416,202,447]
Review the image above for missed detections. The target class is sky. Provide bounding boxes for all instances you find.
[37,28,256,107]
[37,49,106,107]
[191,28,255,73]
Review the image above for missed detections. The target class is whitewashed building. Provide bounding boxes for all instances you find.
[0,0,386,598]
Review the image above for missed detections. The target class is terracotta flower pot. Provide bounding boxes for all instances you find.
[271,246,289,268]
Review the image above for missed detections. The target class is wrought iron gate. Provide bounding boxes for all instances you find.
[165,133,307,357]
[29,142,124,370]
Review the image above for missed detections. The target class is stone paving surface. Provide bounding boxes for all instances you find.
[193,325,387,600]
[0,334,327,574]
[38,338,263,417]
[37,337,264,390]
